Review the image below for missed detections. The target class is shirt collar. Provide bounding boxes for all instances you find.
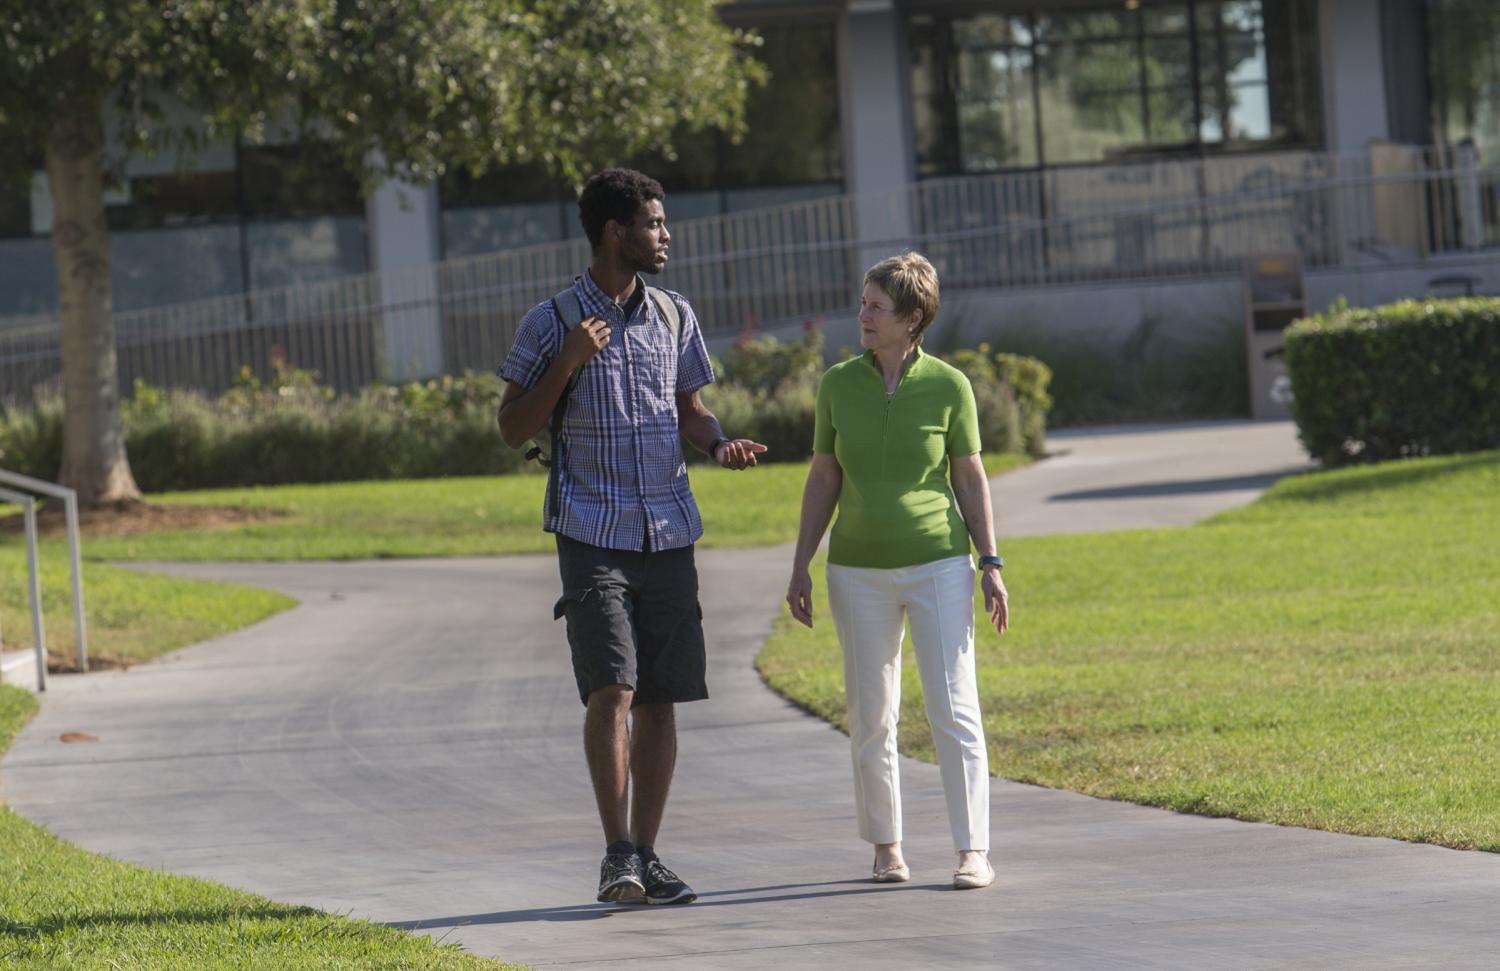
[862,345,925,371]
[578,269,651,321]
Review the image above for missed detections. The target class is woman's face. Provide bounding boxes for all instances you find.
[858,282,919,354]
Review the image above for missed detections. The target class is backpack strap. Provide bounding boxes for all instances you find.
[524,286,589,469]
[552,286,586,330]
[548,286,589,407]
[645,286,682,348]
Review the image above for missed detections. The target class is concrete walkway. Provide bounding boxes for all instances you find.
[5,420,1499,969]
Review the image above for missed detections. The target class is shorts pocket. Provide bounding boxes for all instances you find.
[553,587,594,621]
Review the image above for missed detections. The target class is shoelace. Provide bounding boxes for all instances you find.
[645,861,679,884]
[603,855,639,879]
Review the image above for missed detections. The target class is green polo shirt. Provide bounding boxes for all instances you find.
[813,348,982,569]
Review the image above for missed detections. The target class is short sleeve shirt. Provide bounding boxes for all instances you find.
[499,271,715,552]
[813,348,981,569]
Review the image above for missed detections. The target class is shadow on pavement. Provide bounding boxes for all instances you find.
[385,879,950,929]
[1051,468,1309,501]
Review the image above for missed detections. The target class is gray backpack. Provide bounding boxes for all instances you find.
[524,284,682,468]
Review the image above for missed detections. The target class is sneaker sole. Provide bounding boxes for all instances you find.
[597,879,646,904]
[645,888,698,905]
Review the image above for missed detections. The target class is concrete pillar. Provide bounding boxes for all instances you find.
[837,0,915,269]
[366,172,446,381]
[1320,0,1390,153]
[1457,141,1484,251]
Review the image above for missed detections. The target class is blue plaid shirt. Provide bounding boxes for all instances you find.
[500,270,716,552]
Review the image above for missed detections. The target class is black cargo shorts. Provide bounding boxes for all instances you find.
[553,533,708,706]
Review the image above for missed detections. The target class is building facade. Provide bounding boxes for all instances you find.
[2,0,1498,375]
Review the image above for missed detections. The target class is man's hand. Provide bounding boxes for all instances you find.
[982,566,1009,635]
[786,569,815,628]
[713,439,768,470]
[562,316,611,369]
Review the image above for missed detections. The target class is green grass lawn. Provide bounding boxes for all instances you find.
[1,454,1027,664]
[0,687,525,969]
[0,549,295,666]
[63,453,1031,562]
[757,449,1500,851]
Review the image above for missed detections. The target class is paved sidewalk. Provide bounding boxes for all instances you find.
[4,421,1498,969]
[997,420,1315,537]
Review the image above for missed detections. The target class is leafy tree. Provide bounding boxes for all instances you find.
[0,0,762,504]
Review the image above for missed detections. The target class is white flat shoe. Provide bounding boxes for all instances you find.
[872,860,910,883]
[952,857,994,890]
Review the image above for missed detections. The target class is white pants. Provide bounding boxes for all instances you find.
[826,555,990,852]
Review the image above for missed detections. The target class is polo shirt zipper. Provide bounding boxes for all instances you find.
[873,352,917,478]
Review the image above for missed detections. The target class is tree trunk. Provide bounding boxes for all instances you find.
[45,94,141,506]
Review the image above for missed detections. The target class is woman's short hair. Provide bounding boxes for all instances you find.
[865,252,941,344]
[578,168,665,249]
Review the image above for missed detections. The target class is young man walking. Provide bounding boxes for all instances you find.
[498,168,766,905]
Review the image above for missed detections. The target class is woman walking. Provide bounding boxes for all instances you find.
[786,252,1009,890]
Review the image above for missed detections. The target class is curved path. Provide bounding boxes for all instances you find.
[5,421,1499,969]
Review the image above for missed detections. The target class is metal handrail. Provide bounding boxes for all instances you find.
[0,470,87,677]
[0,486,46,691]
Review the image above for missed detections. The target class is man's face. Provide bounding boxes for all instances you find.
[615,199,670,275]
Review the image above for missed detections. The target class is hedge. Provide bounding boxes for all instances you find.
[1285,297,1500,466]
[0,334,1051,489]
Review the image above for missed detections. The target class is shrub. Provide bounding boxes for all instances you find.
[0,330,1049,490]
[939,344,1051,457]
[995,352,1052,457]
[0,393,64,480]
[114,370,525,491]
[700,370,819,464]
[717,331,824,394]
[979,313,1247,427]
[123,391,225,491]
[969,378,1023,455]
[1285,297,1500,466]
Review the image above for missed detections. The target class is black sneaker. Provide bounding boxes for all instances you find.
[642,858,697,905]
[597,851,645,903]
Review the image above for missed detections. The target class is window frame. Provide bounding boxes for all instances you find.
[909,0,1322,178]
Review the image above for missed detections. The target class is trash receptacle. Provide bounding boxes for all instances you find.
[1243,254,1305,419]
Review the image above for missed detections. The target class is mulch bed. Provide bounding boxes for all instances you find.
[47,651,136,674]
[0,500,283,539]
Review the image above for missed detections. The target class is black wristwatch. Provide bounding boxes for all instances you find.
[708,436,730,460]
[978,554,1005,571]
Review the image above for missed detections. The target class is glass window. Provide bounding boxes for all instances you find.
[246,216,368,290]
[908,0,1320,175]
[435,21,842,257]
[0,184,30,238]
[441,162,570,211]
[0,237,56,315]
[239,144,363,218]
[111,225,246,311]
[105,171,239,231]
[1429,0,1500,162]
[910,15,962,177]
[956,25,1039,170]
[720,24,842,188]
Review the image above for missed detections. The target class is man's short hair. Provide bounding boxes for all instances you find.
[578,168,666,249]
[865,252,941,343]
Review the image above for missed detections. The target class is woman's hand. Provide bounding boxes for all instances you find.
[982,566,1009,635]
[786,569,815,628]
